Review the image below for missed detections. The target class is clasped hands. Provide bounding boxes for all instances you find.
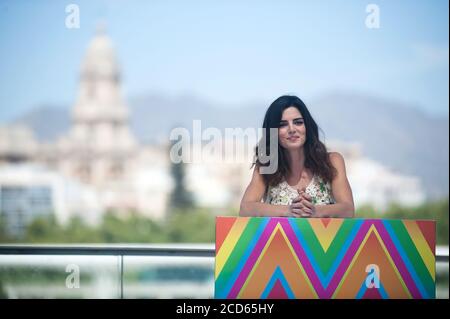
[288,189,316,218]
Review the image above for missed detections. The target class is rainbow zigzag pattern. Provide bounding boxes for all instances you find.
[215,217,435,299]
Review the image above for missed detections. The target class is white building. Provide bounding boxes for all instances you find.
[328,141,426,211]
[0,164,102,236]
[55,26,137,189]
[346,157,425,211]
[0,125,38,163]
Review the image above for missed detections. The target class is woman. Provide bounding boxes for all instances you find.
[239,95,354,218]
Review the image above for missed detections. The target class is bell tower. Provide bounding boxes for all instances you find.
[59,25,137,186]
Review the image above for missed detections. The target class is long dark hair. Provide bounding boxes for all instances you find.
[254,95,336,187]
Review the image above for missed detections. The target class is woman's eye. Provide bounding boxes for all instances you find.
[294,120,304,125]
[279,122,287,127]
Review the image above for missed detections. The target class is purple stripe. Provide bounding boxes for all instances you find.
[227,218,279,298]
[279,219,326,297]
[227,218,421,299]
[325,221,372,296]
[372,220,422,298]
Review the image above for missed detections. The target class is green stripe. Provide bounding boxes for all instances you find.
[292,219,357,274]
[388,220,435,297]
[215,218,264,293]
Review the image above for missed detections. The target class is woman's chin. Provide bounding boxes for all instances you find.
[282,142,303,150]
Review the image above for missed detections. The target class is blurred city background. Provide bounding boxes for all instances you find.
[0,0,448,298]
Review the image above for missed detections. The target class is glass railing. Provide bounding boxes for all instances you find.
[0,244,448,299]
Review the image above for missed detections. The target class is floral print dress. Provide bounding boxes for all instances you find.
[264,175,335,206]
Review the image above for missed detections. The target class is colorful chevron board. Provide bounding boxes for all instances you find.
[214,217,436,299]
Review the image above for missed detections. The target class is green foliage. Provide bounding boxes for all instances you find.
[168,139,195,211]
[0,198,447,245]
[0,282,6,299]
[25,215,63,243]
[21,215,101,243]
[0,215,9,243]
[165,208,216,242]
[15,212,168,244]
[169,161,195,210]
[100,212,167,243]
[64,216,105,243]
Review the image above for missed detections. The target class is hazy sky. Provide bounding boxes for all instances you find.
[0,0,448,122]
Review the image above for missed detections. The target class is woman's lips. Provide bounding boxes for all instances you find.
[287,136,300,141]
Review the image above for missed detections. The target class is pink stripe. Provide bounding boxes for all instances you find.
[227,218,421,299]
[324,220,371,297]
[279,219,326,297]
[227,218,279,298]
[372,220,422,298]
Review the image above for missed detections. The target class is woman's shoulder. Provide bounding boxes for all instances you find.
[327,151,346,172]
[328,151,345,163]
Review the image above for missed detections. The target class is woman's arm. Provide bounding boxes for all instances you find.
[314,152,355,218]
[239,165,292,217]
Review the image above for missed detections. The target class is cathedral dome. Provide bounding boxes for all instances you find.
[72,24,131,123]
[81,25,120,81]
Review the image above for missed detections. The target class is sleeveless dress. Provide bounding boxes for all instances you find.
[264,175,335,205]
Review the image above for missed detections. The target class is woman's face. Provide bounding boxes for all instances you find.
[278,106,306,150]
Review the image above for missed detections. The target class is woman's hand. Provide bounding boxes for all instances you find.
[288,189,316,217]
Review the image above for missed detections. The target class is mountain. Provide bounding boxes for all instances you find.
[12,105,70,142]
[10,92,449,198]
[128,94,264,143]
[308,92,449,200]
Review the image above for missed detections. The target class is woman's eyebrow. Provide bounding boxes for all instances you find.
[280,117,303,122]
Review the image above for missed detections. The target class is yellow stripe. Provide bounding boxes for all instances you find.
[333,225,411,298]
[403,221,435,280]
[309,219,343,252]
[278,223,318,298]
[238,222,318,298]
[215,217,249,277]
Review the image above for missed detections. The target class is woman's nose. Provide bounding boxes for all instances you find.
[288,122,295,132]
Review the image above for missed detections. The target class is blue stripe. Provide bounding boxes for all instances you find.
[261,267,295,299]
[379,282,388,299]
[356,274,388,299]
[288,219,363,288]
[382,220,428,298]
[216,218,270,298]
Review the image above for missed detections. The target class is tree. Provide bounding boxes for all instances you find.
[0,214,12,243]
[100,211,167,243]
[167,135,195,212]
[166,208,215,243]
[24,215,62,243]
